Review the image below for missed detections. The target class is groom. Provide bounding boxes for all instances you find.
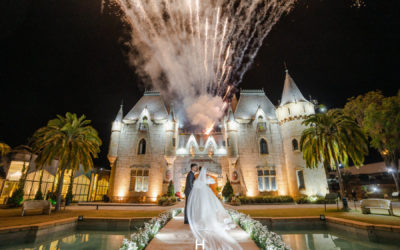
[184,163,198,224]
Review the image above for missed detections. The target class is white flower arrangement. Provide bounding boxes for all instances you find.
[120,208,182,250]
[227,209,291,250]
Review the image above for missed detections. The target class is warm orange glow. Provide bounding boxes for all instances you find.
[205,123,215,135]
[247,191,254,197]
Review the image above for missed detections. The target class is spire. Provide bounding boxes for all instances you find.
[115,104,123,122]
[168,103,176,122]
[227,104,235,122]
[112,104,123,131]
[280,69,307,106]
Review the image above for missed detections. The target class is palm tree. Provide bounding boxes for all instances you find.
[31,112,102,211]
[300,109,368,207]
[0,142,11,156]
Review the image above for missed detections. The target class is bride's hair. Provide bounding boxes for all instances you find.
[199,166,202,171]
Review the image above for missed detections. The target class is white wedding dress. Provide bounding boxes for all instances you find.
[187,167,242,250]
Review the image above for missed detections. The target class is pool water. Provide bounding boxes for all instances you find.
[4,229,399,249]
[277,229,399,250]
[2,230,129,250]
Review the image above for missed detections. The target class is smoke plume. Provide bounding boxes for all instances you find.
[116,0,295,130]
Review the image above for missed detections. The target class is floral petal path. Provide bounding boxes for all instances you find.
[147,213,259,250]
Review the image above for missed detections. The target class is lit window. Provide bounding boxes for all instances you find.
[138,139,146,155]
[260,139,268,154]
[139,116,148,131]
[297,170,305,190]
[292,139,299,151]
[257,168,277,191]
[130,168,149,192]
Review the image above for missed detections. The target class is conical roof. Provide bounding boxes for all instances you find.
[124,91,168,121]
[234,89,276,119]
[280,70,307,106]
[115,104,123,122]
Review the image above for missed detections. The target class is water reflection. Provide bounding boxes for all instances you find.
[278,230,398,250]
[4,231,127,250]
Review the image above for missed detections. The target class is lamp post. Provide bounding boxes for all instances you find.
[387,168,400,193]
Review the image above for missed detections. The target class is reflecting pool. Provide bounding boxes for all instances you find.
[277,229,399,250]
[4,228,399,249]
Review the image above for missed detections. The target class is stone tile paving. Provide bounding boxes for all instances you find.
[146,213,259,250]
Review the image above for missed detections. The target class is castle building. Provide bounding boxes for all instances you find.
[107,70,328,202]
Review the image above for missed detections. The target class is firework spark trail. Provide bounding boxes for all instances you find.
[117,0,296,131]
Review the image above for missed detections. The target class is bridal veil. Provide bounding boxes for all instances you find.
[187,167,242,250]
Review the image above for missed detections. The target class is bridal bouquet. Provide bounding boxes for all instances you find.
[227,209,290,250]
[121,208,182,250]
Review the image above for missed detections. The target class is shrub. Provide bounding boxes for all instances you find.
[65,174,74,204]
[157,196,177,206]
[230,196,241,206]
[46,191,57,205]
[34,171,44,200]
[7,188,24,207]
[238,195,294,204]
[295,195,310,204]
[222,177,234,202]
[295,195,335,204]
[167,180,175,197]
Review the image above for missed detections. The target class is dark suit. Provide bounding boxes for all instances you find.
[184,171,195,224]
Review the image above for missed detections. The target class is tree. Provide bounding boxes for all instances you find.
[363,92,400,191]
[34,171,44,200]
[31,112,102,211]
[167,180,175,197]
[65,172,74,204]
[222,176,234,202]
[0,142,11,156]
[7,161,28,206]
[300,109,368,208]
[344,90,400,192]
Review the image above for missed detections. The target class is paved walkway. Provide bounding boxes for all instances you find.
[147,213,259,250]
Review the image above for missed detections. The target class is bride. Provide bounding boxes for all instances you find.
[186,167,242,250]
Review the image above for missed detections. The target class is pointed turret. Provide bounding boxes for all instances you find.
[227,104,235,123]
[112,104,123,131]
[280,69,307,106]
[168,103,176,123]
[109,104,124,166]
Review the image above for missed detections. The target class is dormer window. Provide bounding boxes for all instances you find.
[257,116,266,132]
[139,116,148,131]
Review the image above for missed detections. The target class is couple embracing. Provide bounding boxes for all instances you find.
[184,163,242,250]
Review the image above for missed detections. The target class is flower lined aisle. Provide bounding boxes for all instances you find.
[228,209,290,250]
[121,208,182,250]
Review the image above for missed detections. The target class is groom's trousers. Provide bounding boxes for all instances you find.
[184,196,189,224]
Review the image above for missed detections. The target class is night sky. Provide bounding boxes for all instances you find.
[1,0,399,167]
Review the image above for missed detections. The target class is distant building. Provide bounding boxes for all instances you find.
[108,70,328,202]
[0,146,109,204]
[328,161,398,198]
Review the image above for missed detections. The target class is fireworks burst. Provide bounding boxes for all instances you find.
[116,0,295,132]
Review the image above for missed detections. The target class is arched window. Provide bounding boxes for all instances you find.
[138,139,146,155]
[292,139,299,151]
[260,138,268,154]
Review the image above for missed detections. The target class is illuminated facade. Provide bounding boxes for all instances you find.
[108,70,328,202]
[0,148,109,204]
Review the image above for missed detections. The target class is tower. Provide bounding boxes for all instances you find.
[276,69,328,196]
[164,104,177,192]
[108,104,123,164]
[108,104,123,197]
